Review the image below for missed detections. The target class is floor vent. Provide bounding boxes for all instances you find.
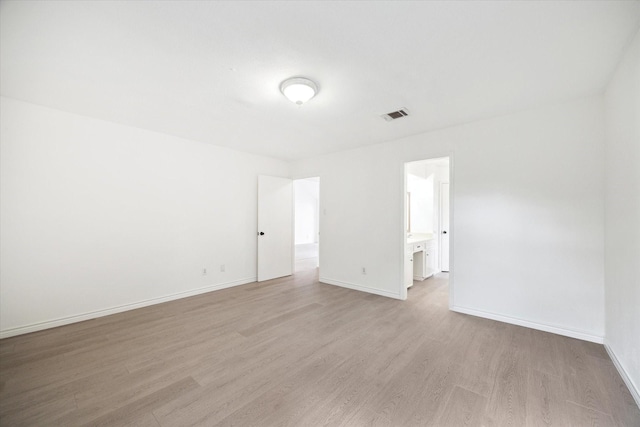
[381,108,410,121]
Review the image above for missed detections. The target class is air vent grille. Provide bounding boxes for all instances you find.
[381,108,410,121]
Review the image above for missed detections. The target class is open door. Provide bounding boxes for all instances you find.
[257,175,293,281]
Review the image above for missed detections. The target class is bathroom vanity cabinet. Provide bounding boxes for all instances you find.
[406,234,436,287]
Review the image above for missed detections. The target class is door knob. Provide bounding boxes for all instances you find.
[259,232,265,236]
[442,231,447,234]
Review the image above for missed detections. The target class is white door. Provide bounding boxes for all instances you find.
[440,182,450,272]
[258,175,293,281]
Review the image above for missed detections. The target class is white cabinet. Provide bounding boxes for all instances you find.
[405,245,414,288]
[424,240,435,278]
[412,239,435,281]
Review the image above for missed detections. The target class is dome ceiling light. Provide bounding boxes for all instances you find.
[280,77,318,105]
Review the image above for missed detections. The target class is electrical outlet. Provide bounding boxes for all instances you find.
[362,267,366,275]
[202,268,207,275]
[220,264,225,272]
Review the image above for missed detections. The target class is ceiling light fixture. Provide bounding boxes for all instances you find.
[280,77,318,105]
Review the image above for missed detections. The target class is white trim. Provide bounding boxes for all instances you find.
[439,181,450,273]
[0,277,256,339]
[320,277,402,300]
[451,305,604,344]
[447,155,455,310]
[400,163,409,300]
[604,341,640,408]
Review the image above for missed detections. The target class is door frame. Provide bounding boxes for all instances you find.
[439,181,450,272]
[400,154,454,310]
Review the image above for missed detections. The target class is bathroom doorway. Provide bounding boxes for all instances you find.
[403,157,451,300]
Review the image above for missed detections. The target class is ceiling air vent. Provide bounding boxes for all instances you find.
[381,108,410,121]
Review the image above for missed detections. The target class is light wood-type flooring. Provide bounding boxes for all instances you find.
[1,267,639,426]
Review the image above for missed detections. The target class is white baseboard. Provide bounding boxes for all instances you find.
[319,277,403,300]
[0,277,256,339]
[604,341,640,409]
[451,305,604,344]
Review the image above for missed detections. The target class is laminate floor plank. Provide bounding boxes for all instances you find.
[0,365,127,415]
[153,336,330,425]
[0,343,14,355]
[561,339,616,416]
[0,392,77,427]
[526,369,571,427]
[1,270,639,426]
[445,317,505,398]
[586,354,640,427]
[123,330,247,374]
[117,411,161,427]
[402,356,461,426]
[263,352,373,427]
[360,316,437,383]
[482,342,529,426]
[58,376,199,426]
[74,360,201,408]
[436,385,487,427]
[520,328,564,378]
[215,351,345,427]
[237,302,323,337]
[564,401,617,427]
[355,339,455,427]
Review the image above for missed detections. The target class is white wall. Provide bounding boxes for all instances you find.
[604,29,640,402]
[0,97,289,337]
[407,172,433,233]
[292,96,606,341]
[294,179,319,245]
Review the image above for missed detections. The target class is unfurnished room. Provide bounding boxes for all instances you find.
[1,1,639,426]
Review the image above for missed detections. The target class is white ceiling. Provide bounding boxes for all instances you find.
[2,1,639,161]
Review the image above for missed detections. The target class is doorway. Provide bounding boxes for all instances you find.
[402,157,451,300]
[294,177,320,273]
